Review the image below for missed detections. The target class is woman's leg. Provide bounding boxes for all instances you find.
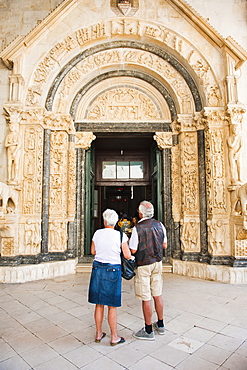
[94,304,104,339]
[108,306,121,343]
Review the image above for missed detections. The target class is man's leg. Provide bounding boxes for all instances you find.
[153,295,165,334]
[153,295,163,321]
[142,300,153,325]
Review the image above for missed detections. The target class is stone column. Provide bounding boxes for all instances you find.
[153,131,174,261]
[41,128,51,255]
[170,122,182,259]
[75,132,96,259]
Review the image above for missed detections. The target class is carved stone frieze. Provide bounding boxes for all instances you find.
[55,48,192,117]
[26,19,219,109]
[75,132,96,150]
[86,87,161,121]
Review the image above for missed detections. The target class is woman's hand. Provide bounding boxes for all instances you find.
[91,241,96,255]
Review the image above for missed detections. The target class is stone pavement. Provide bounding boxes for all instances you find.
[0,272,247,370]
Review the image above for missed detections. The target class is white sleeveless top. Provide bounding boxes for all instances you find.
[93,228,128,264]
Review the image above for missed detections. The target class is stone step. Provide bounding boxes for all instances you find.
[76,262,172,273]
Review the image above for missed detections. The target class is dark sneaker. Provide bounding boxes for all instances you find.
[133,327,155,340]
[153,321,165,335]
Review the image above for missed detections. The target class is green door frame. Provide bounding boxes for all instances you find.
[84,146,95,255]
[151,142,163,222]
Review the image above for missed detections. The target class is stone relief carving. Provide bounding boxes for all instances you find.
[1,237,15,256]
[55,48,191,117]
[234,225,247,257]
[207,219,225,255]
[75,132,96,150]
[180,219,200,252]
[87,87,160,121]
[203,110,227,213]
[49,220,68,252]
[234,240,247,257]
[24,220,41,254]
[22,126,43,215]
[49,131,68,217]
[181,132,199,214]
[26,19,219,109]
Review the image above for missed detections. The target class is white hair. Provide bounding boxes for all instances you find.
[103,209,119,226]
[138,200,154,218]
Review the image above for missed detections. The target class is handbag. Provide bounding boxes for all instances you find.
[120,231,136,280]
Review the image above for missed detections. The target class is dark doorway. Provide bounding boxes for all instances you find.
[84,133,163,254]
[96,185,146,228]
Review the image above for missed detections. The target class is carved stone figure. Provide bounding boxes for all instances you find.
[207,219,225,255]
[0,182,18,213]
[180,219,198,252]
[227,124,242,185]
[25,220,41,254]
[5,123,21,183]
[50,220,68,251]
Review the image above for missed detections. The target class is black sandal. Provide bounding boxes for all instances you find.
[110,337,125,346]
[95,332,106,343]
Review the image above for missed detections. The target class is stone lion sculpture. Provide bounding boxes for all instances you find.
[0,182,18,213]
[234,183,247,216]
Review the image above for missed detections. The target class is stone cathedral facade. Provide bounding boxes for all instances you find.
[0,0,247,283]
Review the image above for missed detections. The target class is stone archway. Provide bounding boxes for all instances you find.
[1,12,247,283]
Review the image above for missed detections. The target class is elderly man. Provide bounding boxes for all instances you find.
[129,200,167,340]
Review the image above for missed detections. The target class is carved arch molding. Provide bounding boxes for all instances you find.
[44,40,203,115]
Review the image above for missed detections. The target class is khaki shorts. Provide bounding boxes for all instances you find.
[134,261,163,301]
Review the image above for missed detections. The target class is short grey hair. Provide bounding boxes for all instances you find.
[138,201,154,218]
[103,209,119,226]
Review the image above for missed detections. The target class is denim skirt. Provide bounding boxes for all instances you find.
[88,261,122,307]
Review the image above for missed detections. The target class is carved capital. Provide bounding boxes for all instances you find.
[153,132,172,149]
[3,105,23,124]
[75,132,96,150]
[203,108,226,129]
[227,104,246,126]
[177,114,196,132]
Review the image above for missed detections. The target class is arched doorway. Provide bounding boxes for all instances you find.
[83,134,164,255]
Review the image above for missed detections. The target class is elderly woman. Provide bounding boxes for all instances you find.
[88,209,131,346]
